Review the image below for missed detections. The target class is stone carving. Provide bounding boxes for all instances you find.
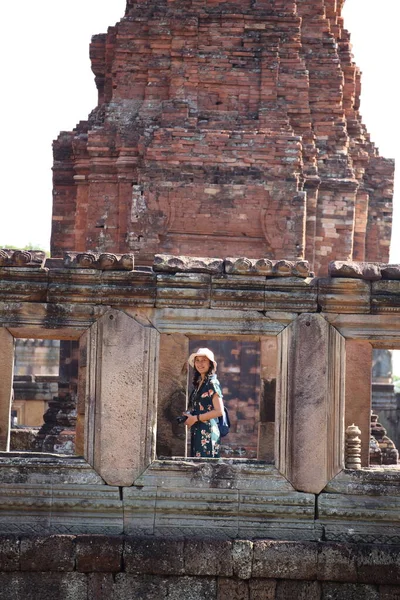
[381,265,400,279]
[154,255,312,278]
[345,424,361,470]
[369,436,382,466]
[370,412,399,465]
[225,257,311,278]
[0,249,46,268]
[154,254,223,275]
[329,261,400,281]
[64,252,134,270]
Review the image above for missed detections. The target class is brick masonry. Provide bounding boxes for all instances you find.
[51,0,394,275]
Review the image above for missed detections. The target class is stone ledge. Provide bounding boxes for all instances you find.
[0,255,399,316]
[329,261,400,281]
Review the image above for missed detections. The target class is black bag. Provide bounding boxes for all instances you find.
[218,407,230,437]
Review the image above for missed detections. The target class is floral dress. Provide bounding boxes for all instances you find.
[189,374,222,458]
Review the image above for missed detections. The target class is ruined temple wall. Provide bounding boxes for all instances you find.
[1,536,400,600]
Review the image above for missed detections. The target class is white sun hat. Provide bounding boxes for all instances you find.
[188,347,217,372]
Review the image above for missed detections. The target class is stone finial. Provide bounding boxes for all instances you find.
[369,435,382,466]
[0,249,46,268]
[345,424,362,470]
[328,261,400,281]
[153,255,311,278]
[224,257,311,277]
[370,412,399,465]
[153,254,223,274]
[381,265,400,280]
[64,252,134,271]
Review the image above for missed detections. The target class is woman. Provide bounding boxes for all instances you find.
[183,347,224,458]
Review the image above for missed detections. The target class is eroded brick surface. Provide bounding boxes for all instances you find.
[52,1,393,275]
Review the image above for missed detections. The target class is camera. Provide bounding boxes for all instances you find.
[176,415,188,424]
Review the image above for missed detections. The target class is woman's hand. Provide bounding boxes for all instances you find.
[184,414,198,428]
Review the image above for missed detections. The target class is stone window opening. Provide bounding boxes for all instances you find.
[0,328,84,458]
[156,335,277,463]
[370,348,400,466]
[10,338,79,456]
[345,341,400,469]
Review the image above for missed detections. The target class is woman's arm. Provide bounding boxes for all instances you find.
[184,393,223,427]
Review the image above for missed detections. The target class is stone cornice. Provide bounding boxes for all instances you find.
[0,254,400,322]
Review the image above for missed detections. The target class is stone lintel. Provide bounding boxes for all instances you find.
[324,314,400,346]
[0,303,105,337]
[143,308,296,336]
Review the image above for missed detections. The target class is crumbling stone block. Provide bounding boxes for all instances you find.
[321,582,379,600]
[232,540,253,580]
[184,539,233,576]
[87,573,115,600]
[218,577,249,600]
[252,541,318,580]
[124,538,184,575]
[248,579,277,600]
[168,576,217,600]
[0,535,19,571]
[75,535,122,573]
[276,580,321,600]
[317,542,357,583]
[20,535,75,572]
[355,544,400,585]
[113,574,168,600]
[0,573,87,600]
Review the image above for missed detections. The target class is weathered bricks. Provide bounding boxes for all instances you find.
[51,1,393,276]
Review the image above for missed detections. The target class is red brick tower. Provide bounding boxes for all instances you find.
[52,0,393,274]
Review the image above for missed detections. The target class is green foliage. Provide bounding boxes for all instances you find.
[1,243,50,257]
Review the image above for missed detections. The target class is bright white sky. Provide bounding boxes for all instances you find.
[0,0,399,369]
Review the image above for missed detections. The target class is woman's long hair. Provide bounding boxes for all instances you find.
[189,364,215,410]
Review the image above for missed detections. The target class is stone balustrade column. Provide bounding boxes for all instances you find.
[276,314,345,493]
[85,309,159,486]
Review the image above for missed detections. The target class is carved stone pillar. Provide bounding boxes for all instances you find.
[345,340,372,467]
[85,309,159,486]
[0,328,14,450]
[276,314,345,493]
